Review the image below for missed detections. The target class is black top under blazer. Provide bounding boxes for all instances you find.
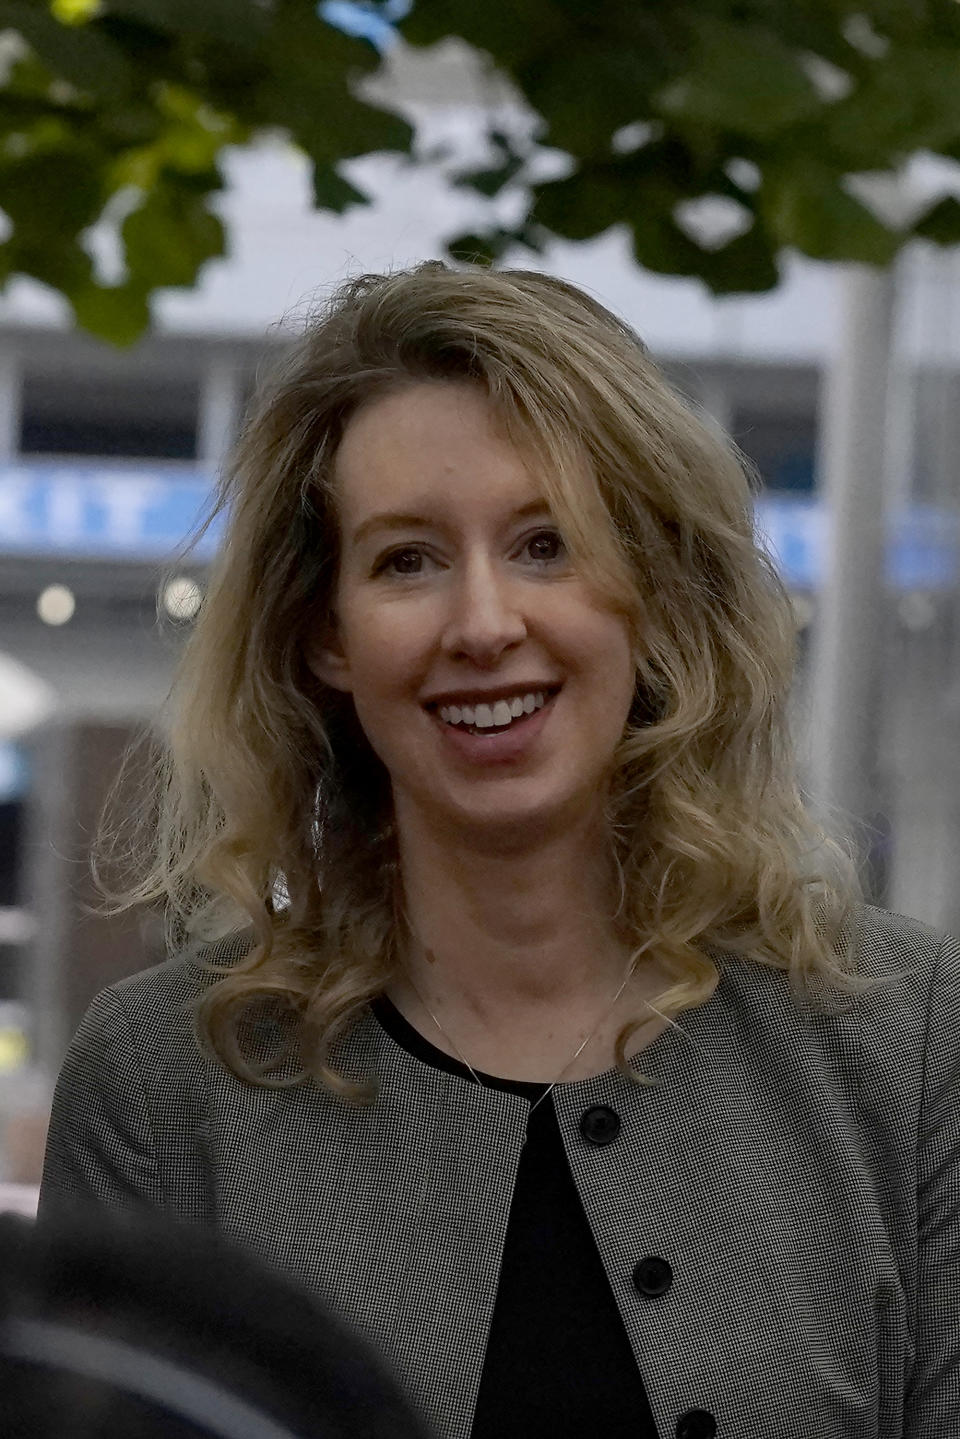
[39,902,960,1439]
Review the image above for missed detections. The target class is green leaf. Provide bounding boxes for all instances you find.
[256,9,413,169]
[517,46,673,158]
[655,18,822,140]
[400,0,569,70]
[697,220,780,295]
[122,180,225,287]
[820,47,960,167]
[0,147,106,241]
[912,194,960,246]
[0,2,134,97]
[51,0,102,24]
[452,152,527,198]
[629,211,712,280]
[113,85,244,184]
[99,0,268,52]
[534,164,634,242]
[444,231,509,266]
[762,164,901,264]
[311,164,367,212]
[534,143,708,249]
[70,278,151,344]
[98,100,164,148]
[286,90,413,170]
[6,234,93,291]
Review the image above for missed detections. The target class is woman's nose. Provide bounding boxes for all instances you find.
[440,558,527,664]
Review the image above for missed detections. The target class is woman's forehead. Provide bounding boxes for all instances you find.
[332,382,551,521]
[337,381,509,461]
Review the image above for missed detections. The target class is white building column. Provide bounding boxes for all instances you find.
[695,371,733,436]
[887,245,960,930]
[0,349,23,460]
[801,263,901,899]
[197,355,241,468]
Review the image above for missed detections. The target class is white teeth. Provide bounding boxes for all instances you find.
[437,690,551,728]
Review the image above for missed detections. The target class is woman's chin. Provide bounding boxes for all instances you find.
[423,789,603,855]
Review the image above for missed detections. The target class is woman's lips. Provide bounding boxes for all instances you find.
[429,689,558,765]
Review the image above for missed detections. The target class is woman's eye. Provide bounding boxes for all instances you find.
[524,529,566,565]
[376,547,425,576]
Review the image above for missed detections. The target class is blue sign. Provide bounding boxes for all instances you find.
[0,463,957,590]
[0,464,224,562]
[753,497,960,589]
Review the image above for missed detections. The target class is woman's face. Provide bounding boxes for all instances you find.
[308,381,637,846]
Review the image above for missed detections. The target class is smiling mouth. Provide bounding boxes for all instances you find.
[426,686,561,736]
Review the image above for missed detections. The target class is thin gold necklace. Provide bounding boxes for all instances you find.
[402,960,638,1115]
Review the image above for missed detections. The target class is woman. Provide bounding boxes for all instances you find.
[40,264,958,1439]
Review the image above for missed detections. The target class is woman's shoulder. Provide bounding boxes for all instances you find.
[106,932,253,1005]
[850,900,959,1039]
[715,899,957,1090]
[76,933,255,1062]
[855,899,955,977]
[782,901,958,1108]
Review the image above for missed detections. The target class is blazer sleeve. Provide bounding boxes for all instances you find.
[38,984,164,1222]
[907,928,960,1435]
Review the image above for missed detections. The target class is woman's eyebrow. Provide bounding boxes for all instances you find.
[350,512,432,548]
[349,499,551,548]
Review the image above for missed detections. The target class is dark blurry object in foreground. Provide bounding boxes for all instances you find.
[0,1209,428,1439]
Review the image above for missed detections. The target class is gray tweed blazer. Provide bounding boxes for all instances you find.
[39,903,960,1439]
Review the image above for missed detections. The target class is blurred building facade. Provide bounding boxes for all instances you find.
[1,41,960,1122]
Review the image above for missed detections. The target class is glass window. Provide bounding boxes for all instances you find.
[20,375,199,459]
[731,409,817,493]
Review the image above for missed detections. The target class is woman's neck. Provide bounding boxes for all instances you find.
[394,810,627,1019]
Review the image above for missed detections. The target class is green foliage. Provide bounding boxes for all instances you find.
[761,162,901,264]
[122,176,225,287]
[0,0,958,342]
[405,0,960,294]
[656,19,824,140]
[0,0,412,342]
[70,276,151,343]
[913,194,960,246]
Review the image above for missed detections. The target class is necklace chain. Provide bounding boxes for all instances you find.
[403,961,637,1115]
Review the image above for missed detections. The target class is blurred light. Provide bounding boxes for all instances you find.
[162,576,203,621]
[674,194,753,251]
[790,594,815,630]
[898,591,937,631]
[0,657,54,739]
[37,584,75,625]
[0,1024,27,1072]
[842,13,889,58]
[801,54,853,102]
[51,0,102,23]
[611,121,657,156]
[0,742,28,802]
[724,158,761,192]
[318,0,411,50]
[0,909,35,943]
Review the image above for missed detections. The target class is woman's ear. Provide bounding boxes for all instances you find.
[304,622,353,693]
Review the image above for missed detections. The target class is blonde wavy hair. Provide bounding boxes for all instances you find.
[95,261,899,1102]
